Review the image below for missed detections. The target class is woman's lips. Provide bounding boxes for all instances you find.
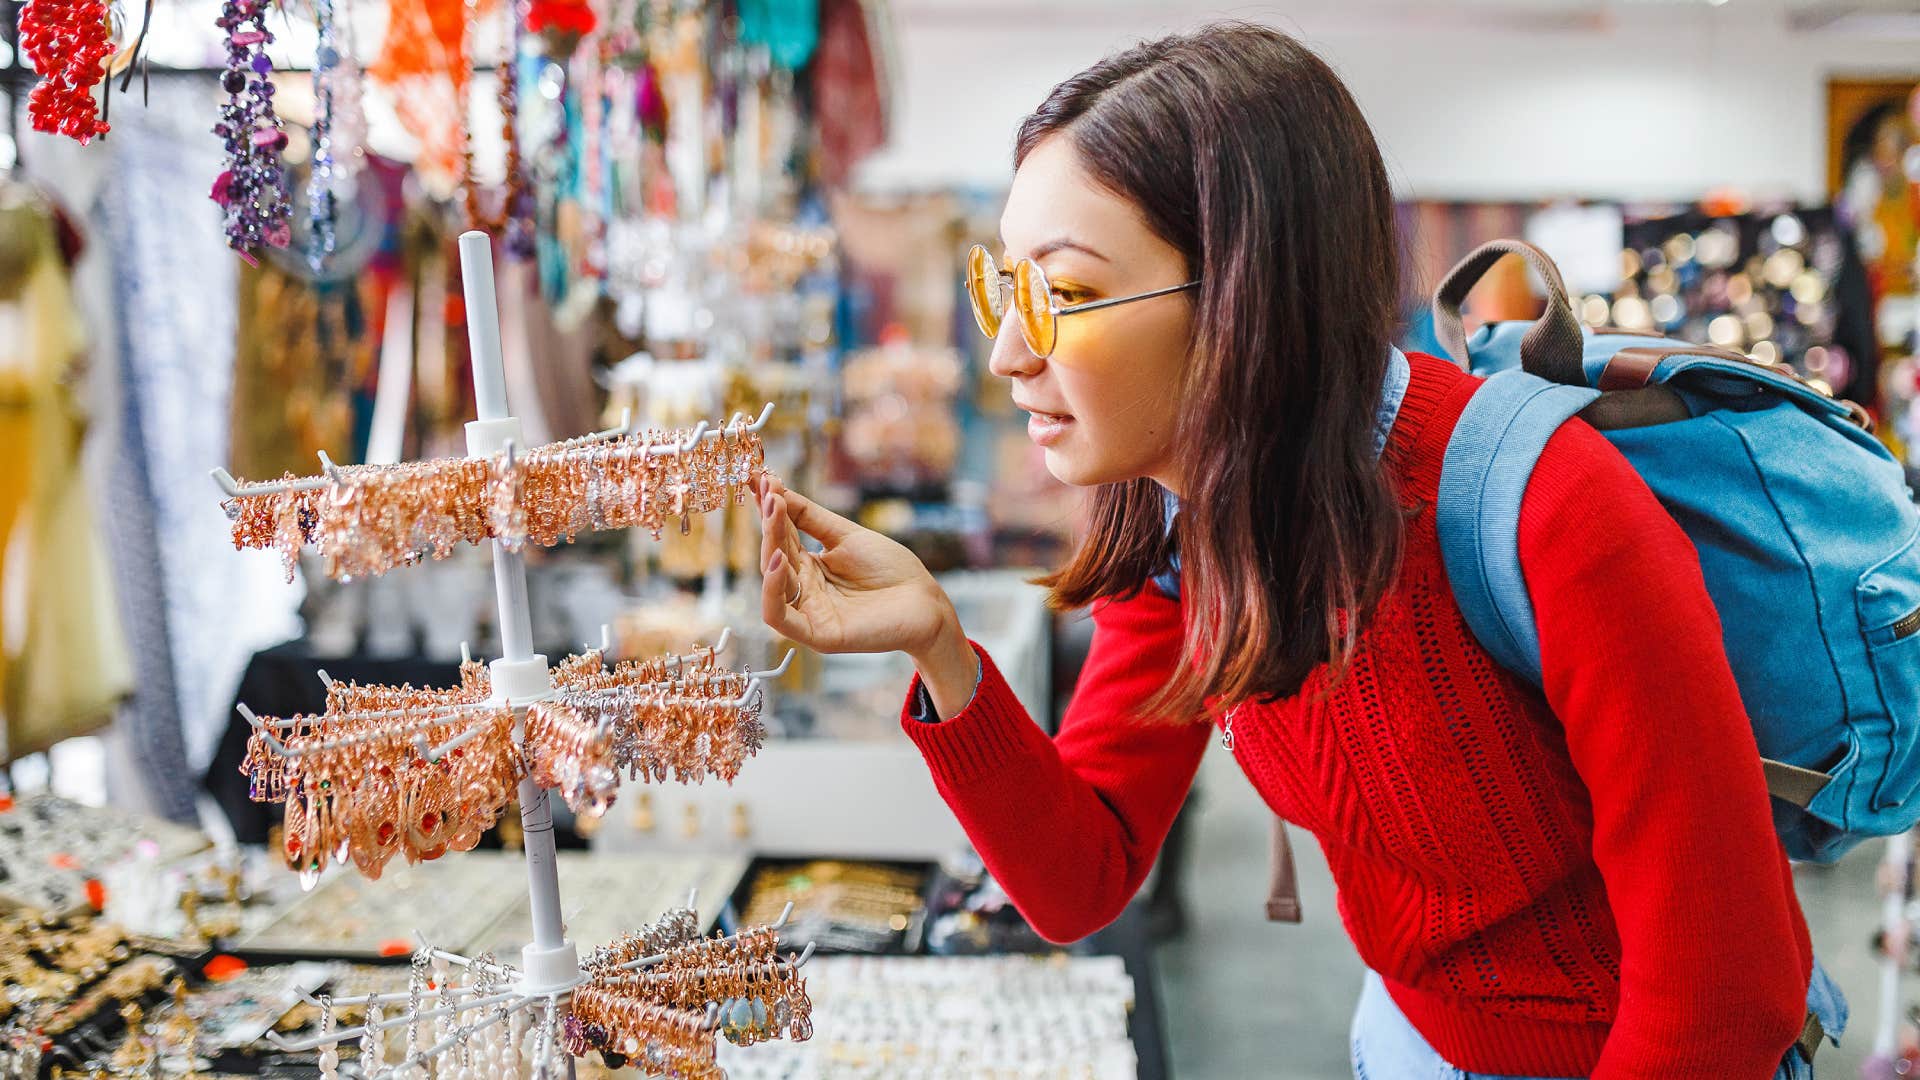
[1026,410,1074,447]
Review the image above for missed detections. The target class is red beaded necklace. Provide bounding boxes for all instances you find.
[19,0,113,143]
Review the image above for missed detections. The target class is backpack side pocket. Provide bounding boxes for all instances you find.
[1856,524,1920,813]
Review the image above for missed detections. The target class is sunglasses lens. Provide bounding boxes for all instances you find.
[1013,259,1057,357]
[964,245,1003,339]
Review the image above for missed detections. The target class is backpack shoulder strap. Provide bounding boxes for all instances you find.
[1436,368,1599,688]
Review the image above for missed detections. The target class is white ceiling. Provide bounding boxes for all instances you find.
[891,0,1919,10]
[889,0,1920,24]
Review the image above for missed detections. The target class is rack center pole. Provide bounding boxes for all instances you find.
[457,230,574,983]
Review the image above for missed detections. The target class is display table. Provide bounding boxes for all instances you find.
[0,792,1169,1080]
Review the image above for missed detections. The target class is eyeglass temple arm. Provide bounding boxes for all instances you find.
[1053,279,1201,317]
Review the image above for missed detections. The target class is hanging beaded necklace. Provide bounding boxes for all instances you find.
[461,0,531,242]
[18,0,113,143]
[211,0,293,260]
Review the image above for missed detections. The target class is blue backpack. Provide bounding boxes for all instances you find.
[1432,239,1920,864]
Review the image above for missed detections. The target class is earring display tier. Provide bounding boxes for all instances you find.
[262,904,814,1078]
[713,955,1139,1080]
[218,400,771,583]
[238,634,776,885]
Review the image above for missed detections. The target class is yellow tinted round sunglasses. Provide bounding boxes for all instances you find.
[964,243,1201,358]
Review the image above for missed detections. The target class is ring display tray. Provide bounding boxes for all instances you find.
[0,793,211,916]
[232,851,747,960]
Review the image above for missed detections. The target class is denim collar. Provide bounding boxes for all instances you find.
[1373,344,1412,460]
[1156,346,1410,591]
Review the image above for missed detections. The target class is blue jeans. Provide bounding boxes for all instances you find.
[1350,959,1848,1079]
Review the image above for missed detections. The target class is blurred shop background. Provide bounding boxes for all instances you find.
[1,0,1918,1076]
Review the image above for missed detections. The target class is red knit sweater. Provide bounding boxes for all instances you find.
[900,352,1813,1078]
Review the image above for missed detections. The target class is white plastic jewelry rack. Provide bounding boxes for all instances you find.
[254,897,816,1062]
[217,232,814,1078]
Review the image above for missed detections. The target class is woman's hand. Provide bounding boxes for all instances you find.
[754,475,979,717]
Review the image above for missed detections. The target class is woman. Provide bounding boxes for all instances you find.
[753,23,1844,1079]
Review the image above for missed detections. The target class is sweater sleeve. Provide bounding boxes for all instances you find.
[1518,420,1812,1079]
[898,585,1210,943]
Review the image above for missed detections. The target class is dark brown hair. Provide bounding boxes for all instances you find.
[1028,23,1406,719]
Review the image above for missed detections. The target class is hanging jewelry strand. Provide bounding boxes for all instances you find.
[211,0,293,259]
[308,0,341,272]
[463,0,530,236]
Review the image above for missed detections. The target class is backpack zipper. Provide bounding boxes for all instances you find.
[1893,605,1920,642]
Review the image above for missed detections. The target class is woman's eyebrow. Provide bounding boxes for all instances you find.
[1028,237,1110,262]
[994,233,1111,264]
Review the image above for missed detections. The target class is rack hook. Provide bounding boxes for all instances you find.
[317,450,348,485]
[748,649,796,680]
[728,677,765,708]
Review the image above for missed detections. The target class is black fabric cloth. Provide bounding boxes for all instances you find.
[1832,223,1881,409]
[205,642,468,843]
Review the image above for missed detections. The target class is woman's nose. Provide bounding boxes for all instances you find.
[986,320,1042,379]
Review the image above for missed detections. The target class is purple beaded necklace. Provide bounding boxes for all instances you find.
[210,0,293,261]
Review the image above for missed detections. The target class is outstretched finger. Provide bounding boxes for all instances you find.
[756,488,802,568]
[758,489,787,573]
[761,549,813,644]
